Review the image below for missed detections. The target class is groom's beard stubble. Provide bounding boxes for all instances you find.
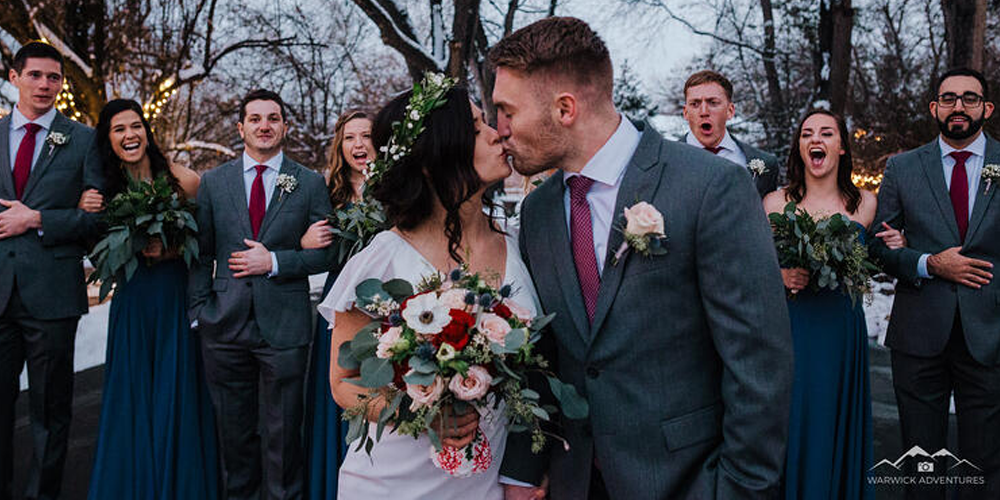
[509,115,570,176]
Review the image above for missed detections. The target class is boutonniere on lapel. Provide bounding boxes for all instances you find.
[612,201,668,265]
[46,132,69,156]
[747,158,768,179]
[276,173,298,200]
[982,164,1000,194]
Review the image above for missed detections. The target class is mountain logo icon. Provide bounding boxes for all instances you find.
[870,446,982,472]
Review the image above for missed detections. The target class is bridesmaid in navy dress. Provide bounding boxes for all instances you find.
[300,109,374,499]
[82,99,218,499]
[763,109,895,500]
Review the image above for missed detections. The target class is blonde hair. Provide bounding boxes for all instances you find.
[326,109,373,208]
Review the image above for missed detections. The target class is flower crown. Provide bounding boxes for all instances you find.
[364,72,457,189]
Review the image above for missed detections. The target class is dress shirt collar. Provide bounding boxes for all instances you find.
[11,105,57,131]
[565,115,641,187]
[685,128,738,154]
[939,133,986,160]
[243,150,284,173]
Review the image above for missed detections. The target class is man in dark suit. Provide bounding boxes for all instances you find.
[0,42,102,500]
[681,70,780,197]
[189,89,333,500]
[870,67,999,499]
[491,18,792,500]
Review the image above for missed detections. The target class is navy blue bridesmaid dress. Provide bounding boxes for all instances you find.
[305,273,348,499]
[783,223,873,499]
[87,260,219,499]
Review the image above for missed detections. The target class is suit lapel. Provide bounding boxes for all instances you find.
[919,143,961,242]
[0,115,12,199]
[965,136,1000,244]
[257,157,295,239]
[540,170,592,347]
[589,127,664,337]
[224,160,253,240]
[21,113,70,201]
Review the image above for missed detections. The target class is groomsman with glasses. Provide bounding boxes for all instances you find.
[871,67,999,499]
[681,70,780,198]
[0,41,103,500]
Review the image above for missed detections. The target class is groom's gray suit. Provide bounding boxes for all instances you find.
[189,154,332,500]
[505,122,792,499]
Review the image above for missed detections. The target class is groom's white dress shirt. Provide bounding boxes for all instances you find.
[563,116,641,274]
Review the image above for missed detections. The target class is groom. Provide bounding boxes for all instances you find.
[492,18,793,499]
[189,89,333,499]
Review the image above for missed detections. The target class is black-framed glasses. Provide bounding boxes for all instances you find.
[937,92,984,108]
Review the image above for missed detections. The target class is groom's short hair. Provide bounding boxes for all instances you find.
[488,17,613,101]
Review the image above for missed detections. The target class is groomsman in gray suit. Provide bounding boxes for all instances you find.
[870,67,999,499]
[681,70,780,198]
[0,42,103,500]
[189,89,333,500]
[491,18,792,500]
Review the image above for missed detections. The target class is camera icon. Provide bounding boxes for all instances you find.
[917,462,934,473]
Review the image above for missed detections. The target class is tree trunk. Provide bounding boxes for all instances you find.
[448,0,481,84]
[941,0,986,70]
[759,0,786,152]
[815,0,853,115]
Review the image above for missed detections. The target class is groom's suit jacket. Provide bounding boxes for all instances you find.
[188,156,333,348]
[506,123,793,499]
[869,134,1000,365]
[0,112,103,320]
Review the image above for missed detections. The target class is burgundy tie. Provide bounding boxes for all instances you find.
[705,146,723,155]
[949,151,972,243]
[249,165,267,239]
[13,123,42,200]
[567,175,600,323]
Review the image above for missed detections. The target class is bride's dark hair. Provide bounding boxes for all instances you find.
[371,86,502,264]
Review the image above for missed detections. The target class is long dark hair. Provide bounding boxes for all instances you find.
[327,109,372,209]
[96,99,178,198]
[784,108,861,214]
[371,86,502,264]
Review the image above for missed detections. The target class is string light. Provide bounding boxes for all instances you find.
[143,79,181,120]
[54,81,83,121]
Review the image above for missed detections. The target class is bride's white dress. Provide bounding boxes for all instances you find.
[317,230,541,500]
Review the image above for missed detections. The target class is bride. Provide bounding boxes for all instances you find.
[316,78,540,498]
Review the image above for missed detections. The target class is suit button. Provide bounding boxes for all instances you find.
[951,284,957,292]
[245,282,252,288]
[586,366,599,379]
[7,251,13,257]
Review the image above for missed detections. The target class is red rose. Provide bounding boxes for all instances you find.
[392,362,407,389]
[493,303,512,320]
[435,309,474,350]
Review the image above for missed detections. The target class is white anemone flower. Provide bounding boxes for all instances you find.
[401,293,452,335]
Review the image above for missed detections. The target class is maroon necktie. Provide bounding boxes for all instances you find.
[13,123,42,200]
[567,175,600,323]
[705,146,723,155]
[949,151,972,243]
[249,165,267,239]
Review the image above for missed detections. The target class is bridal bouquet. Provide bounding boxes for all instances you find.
[768,201,878,303]
[338,268,588,477]
[88,176,198,300]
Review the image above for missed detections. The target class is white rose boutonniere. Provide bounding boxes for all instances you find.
[983,164,1000,195]
[46,132,69,156]
[612,201,668,265]
[276,173,298,200]
[748,158,768,179]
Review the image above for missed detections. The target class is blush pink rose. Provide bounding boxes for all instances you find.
[477,313,512,344]
[438,288,469,311]
[504,299,535,324]
[448,366,492,401]
[624,201,664,235]
[407,375,446,410]
[376,326,402,359]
